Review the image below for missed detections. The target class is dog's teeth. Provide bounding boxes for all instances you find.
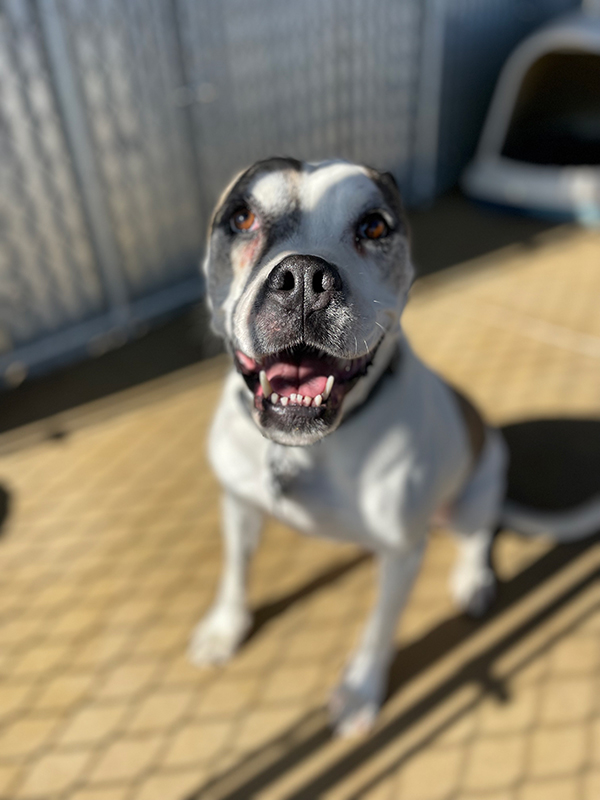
[270,393,279,404]
[323,375,334,400]
[280,396,289,407]
[290,393,297,403]
[303,395,311,407]
[313,394,323,407]
[259,370,272,397]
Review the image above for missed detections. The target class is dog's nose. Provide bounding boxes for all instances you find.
[266,255,343,312]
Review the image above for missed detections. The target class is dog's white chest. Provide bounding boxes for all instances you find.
[209,357,472,550]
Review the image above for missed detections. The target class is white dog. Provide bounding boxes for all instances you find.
[190,158,600,737]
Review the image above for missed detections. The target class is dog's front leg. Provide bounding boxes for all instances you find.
[329,541,426,737]
[189,491,263,666]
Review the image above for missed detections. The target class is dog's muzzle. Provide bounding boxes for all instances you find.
[234,253,384,443]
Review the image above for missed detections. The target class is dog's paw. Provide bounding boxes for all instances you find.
[328,673,384,738]
[451,564,496,618]
[188,607,250,666]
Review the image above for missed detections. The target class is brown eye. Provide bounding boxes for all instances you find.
[230,206,256,232]
[358,212,389,241]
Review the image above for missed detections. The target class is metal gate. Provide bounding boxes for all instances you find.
[0,0,578,386]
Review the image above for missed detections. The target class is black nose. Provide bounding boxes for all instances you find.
[266,255,343,313]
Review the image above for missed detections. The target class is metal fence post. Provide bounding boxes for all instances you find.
[411,0,446,206]
[36,0,131,330]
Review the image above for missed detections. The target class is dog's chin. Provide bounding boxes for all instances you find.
[233,340,384,446]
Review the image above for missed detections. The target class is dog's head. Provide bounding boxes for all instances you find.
[204,158,414,445]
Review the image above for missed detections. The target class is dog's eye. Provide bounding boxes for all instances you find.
[357,213,389,241]
[230,206,256,232]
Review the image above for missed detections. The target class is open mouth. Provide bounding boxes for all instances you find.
[235,343,380,414]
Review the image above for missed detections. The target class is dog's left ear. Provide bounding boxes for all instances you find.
[368,168,406,225]
[380,171,398,190]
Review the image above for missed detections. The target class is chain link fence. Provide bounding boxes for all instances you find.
[0,0,579,386]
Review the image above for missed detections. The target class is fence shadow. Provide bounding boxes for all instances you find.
[186,417,600,799]
[0,484,10,538]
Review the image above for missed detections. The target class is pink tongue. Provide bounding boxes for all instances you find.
[265,361,328,398]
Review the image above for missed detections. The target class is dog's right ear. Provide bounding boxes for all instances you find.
[202,170,248,338]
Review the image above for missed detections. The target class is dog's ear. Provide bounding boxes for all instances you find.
[380,171,399,191]
[202,169,248,338]
[370,168,411,247]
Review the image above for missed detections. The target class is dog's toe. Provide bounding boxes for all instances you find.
[328,683,381,738]
[463,581,496,618]
[188,608,250,666]
[451,565,496,618]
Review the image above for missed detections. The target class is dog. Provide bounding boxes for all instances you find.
[190,157,600,737]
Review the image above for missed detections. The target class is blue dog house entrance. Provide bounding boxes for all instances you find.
[463,10,600,220]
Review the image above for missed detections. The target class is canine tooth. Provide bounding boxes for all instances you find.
[259,370,272,397]
[323,375,334,400]
[270,393,279,404]
[280,396,289,407]
[313,394,323,407]
[303,395,311,406]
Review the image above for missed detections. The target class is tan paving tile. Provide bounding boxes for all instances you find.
[31,672,96,713]
[162,718,237,768]
[529,724,587,779]
[0,682,34,722]
[194,675,261,718]
[0,763,22,797]
[0,716,61,759]
[399,746,463,799]
[539,676,595,724]
[463,735,526,792]
[13,750,91,798]
[89,735,164,784]
[69,789,129,800]
[519,776,580,800]
[126,690,193,734]
[92,662,160,702]
[550,634,599,675]
[479,685,538,734]
[583,771,600,800]
[58,705,128,747]
[132,769,208,800]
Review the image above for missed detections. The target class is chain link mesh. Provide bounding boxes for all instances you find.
[0,0,104,349]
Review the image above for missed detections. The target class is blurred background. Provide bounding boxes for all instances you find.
[0,1,599,799]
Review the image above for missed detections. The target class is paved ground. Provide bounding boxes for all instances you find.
[0,223,599,799]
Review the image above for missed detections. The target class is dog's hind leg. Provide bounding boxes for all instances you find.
[449,429,508,618]
[189,491,263,666]
[329,540,426,737]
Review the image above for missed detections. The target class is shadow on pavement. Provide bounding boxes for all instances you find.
[0,484,10,537]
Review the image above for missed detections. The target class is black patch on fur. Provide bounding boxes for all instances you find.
[212,157,302,231]
[206,158,303,335]
[365,168,407,233]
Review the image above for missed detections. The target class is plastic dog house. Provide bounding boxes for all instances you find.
[462,10,600,221]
